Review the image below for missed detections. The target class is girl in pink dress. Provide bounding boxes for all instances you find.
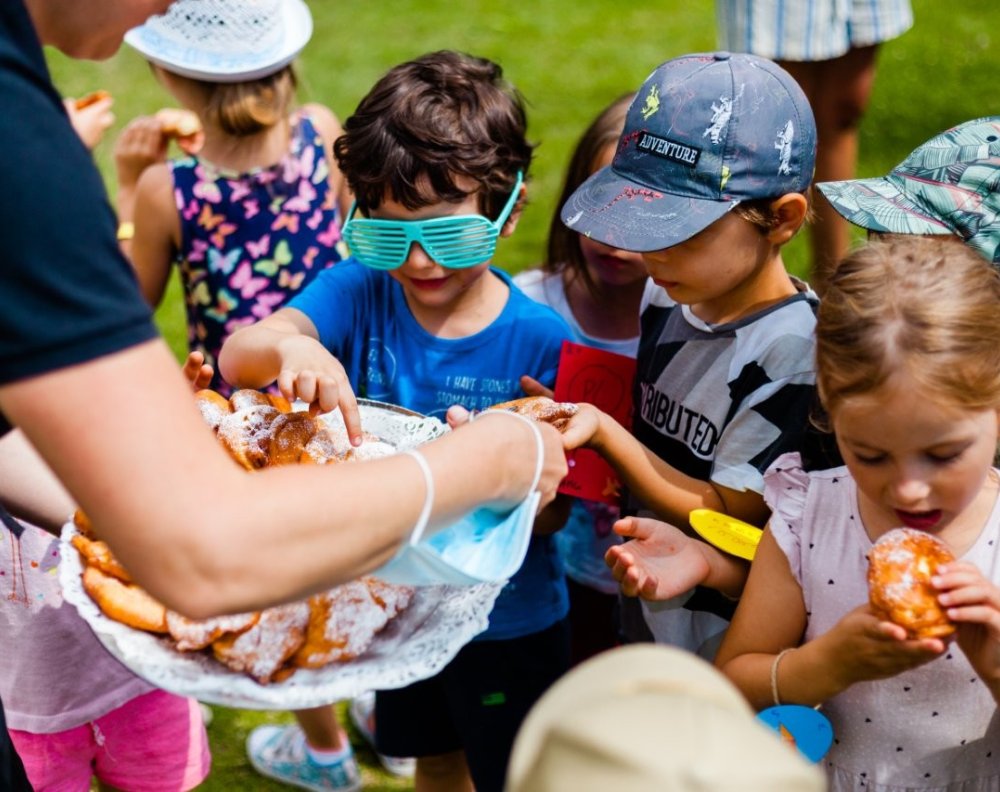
[612,236,1000,790]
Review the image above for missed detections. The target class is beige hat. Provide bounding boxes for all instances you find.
[506,645,827,792]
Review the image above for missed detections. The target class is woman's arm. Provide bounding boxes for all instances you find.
[0,339,566,619]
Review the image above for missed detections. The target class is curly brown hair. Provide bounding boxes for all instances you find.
[333,51,533,220]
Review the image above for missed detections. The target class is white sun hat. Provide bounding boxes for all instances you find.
[124,0,313,83]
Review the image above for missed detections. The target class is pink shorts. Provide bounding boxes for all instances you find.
[8,689,210,792]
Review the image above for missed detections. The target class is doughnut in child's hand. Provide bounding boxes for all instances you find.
[72,534,132,583]
[487,396,579,430]
[867,527,956,639]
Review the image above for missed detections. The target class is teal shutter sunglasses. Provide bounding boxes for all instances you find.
[342,172,523,270]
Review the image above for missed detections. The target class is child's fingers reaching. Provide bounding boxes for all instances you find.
[519,374,554,399]
[446,404,472,429]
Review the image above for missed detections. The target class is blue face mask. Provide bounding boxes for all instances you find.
[373,491,541,587]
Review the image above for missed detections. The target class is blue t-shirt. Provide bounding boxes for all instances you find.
[289,261,572,639]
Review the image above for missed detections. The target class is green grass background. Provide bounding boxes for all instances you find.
[43,2,998,788]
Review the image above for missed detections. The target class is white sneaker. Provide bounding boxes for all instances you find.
[246,724,361,792]
[349,692,416,778]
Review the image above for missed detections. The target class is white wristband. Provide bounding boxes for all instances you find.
[402,449,434,545]
[475,409,545,500]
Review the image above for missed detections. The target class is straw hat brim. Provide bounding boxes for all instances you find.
[124,0,312,83]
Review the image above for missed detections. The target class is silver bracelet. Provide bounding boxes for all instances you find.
[402,449,434,545]
[770,647,795,706]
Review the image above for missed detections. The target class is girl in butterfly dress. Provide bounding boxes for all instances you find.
[112,2,364,789]
[113,0,350,399]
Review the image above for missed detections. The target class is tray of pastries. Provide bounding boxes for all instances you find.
[60,392,504,709]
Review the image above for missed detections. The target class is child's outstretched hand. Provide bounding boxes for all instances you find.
[821,604,946,689]
[934,561,1000,702]
[605,516,711,599]
[181,351,215,392]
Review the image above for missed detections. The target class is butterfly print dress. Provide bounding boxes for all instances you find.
[171,113,347,395]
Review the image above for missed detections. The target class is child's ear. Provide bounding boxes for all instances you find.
[765,193,808,245]
[499,183,528,238]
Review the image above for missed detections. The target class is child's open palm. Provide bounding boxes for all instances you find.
[935,561,1000,702]
[604,516,711,599]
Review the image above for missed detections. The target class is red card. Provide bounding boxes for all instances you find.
[553,341,636,505]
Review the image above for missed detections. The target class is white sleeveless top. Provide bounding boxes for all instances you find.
[765,453,1000,792]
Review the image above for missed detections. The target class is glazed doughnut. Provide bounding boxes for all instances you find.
[72,508,94,539]
[212,601,310,684]
[299,425,347,465]
[268,412,320,466]
[487,396,579,430]
[82,565,168,634]
[166,610,260,652]
[867,527,956,639]
[216,405,280,470]
[291,581,390,668]
[194,388,232,433]
[72,534,132,583]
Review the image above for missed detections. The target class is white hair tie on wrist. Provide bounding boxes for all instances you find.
[402,449,434,545]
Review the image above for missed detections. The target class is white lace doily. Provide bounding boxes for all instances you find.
[60,401,505,710]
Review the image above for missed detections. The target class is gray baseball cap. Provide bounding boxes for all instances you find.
[562,52,817,252]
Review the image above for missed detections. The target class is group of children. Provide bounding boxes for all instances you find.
[4,0,1000,790]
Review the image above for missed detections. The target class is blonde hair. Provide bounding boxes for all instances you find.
[199,65,297,136]
[817,235,1000,416]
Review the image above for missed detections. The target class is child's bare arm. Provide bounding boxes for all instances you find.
[562,404,770,527]
[219,308,363,444]
[717,530,944,709]
[126,163,177,307]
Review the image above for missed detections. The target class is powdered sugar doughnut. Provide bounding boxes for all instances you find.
[166,610,260,652]
[212,602,309,684]
[867,527,956,639]
[216,405,280,470]
[291,582,390,668]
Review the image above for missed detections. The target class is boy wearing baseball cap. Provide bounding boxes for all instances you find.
[559,52,819,657]
[818,115,1000,264]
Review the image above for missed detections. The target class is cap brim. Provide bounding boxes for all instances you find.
[817,176,954,237]
[124,0,312,83]
[561,165,735,253]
